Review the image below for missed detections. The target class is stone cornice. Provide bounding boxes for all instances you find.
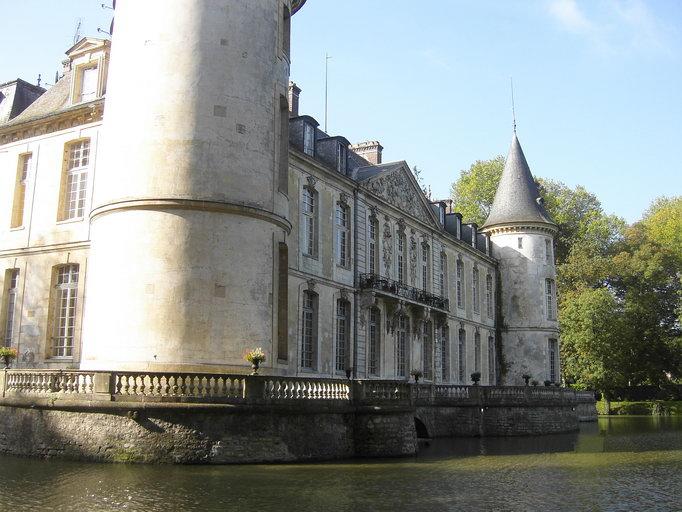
[0,100,104,145]
[482,222,558,236]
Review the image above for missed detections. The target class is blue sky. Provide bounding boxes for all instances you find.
[2,1,680,223]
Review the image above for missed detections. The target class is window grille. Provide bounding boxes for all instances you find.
[368,308,380,376]
[335,299,349,372]
[301,291,317,369]
[3,270,19,347]
[62,140,90,220]
[52,264,79,357]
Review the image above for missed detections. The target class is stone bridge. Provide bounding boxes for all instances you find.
[0,369,596,464]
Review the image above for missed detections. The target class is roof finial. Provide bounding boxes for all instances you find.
[510,77,517,134]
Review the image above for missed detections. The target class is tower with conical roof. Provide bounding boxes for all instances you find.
[482,134,561,385]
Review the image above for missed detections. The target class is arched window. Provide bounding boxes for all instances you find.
[368,216,379,275]
[301,291,318,369]
[456,258,464,309]
[301,186,317,257]
[368,308,380,376]
[335,298,350,372]
[396,315,408,377]
[422,321,432,380]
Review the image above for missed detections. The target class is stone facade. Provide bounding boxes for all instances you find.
[1,0,558,391]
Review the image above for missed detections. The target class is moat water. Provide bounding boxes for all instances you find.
[0,416,680,512]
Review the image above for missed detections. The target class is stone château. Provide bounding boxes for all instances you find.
[0,0,560,387]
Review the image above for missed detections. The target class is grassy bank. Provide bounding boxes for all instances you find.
[597,400,682,416]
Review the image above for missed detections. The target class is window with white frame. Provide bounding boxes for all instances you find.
[51,264,79,358]
[422,321,432,380]
[368,308,380,376]
[397,231,407,284]
[3,269,19,347]
[548,338,558,382]
[474,330,481,373]
[303,123,315,156]
[546,278,556,320]
[11,153,31,228]
[441,325,450,382]
[301,291,317,369]
[421,244,430,292]
[458,328,466,383]
[486,273,493,318]
[456,259,464,309]
[60,140,90,220]
[301,187,317,257]
[335,299,350,372]
[368,216,378,274]
[488,336,496,385]
[335,203,350,267]
[77,65,99,103]
[396,315,408,378]
[439,252,447,298]
[472,266,480,314]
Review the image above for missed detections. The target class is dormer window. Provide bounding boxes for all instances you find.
[336,143,347,174]
[303,123,315,156]
[78,64,99,102]
[66,38,110,105]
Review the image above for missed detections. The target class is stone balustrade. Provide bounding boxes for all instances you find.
[0,369,592,409]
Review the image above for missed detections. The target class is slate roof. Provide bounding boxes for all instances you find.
[353,161,405,181]
[482,133,555,229]
[3,72,73,127]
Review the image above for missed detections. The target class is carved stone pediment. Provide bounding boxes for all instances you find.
[363,167,436,225]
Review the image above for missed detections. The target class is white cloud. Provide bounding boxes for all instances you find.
[547,0,594,34]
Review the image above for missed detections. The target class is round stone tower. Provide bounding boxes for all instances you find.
[481,133,560,385]
[81,0,306,371]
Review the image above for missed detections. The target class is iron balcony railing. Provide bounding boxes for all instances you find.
[358,273,449,311]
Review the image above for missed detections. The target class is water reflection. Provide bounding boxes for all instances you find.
[0,417,679,512]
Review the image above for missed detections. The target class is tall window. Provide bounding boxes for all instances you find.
[488,336,496,385]
[77,65,99,103]
[335,203,350,267]
[421,244,430,291]
[441,325,450,382]
[548,338,558,382]
[486,274,493,318]
[303,123,315,156]
[3,269,19,347]
[368,308,380,376]
[472,266,480,314]
[301,291,318,369]
[336,143,347,173]
[396,315,408,378]
[474,331,481,373]
[397,232,407,284]
[422,321,432,380]
[368,217,378,274]
[456,259,464,309]
[301,187,316,257]
[546,278,556,320]
[51,264,79,358]
[60,140,90,220]
[282,5,291,59]
[458,328,466,383]
[278,95,289,194]
[11,153,31,228]
[336,299,350,372]
[277,242,288,361]
[545,239,553,263]
[439,252,447,298]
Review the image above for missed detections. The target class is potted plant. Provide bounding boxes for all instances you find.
[245,347,266,375]
[544,380,552,387]
[470,371,481,385]
[0,347,17,369]
[531,379,539,387]
[522,373,531,386]
[410,369,423,383]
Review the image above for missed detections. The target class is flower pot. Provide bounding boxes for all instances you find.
[2,355,11,369]
[251,361,260,375]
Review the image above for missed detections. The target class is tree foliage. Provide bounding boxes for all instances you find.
[450,157,682,390]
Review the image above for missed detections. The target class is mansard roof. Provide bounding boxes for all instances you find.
[482,133,555,229]
[4,71,73,126]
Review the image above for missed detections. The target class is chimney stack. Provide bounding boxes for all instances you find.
[288,81,301,117]
[351,140,383,165]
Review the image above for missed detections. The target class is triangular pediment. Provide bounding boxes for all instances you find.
[66,37,109,59]
[361,161,440,226]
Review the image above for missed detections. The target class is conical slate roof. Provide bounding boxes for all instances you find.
[482,133,555,229]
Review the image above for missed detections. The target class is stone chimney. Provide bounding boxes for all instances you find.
[288,81,301,117]
[351,140,383,165]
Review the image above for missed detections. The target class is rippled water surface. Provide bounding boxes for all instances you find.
[1,416,680,512]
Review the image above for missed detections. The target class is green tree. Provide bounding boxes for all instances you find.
[449,156,504,226]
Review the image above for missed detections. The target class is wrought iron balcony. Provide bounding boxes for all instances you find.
[358,273,449,311]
